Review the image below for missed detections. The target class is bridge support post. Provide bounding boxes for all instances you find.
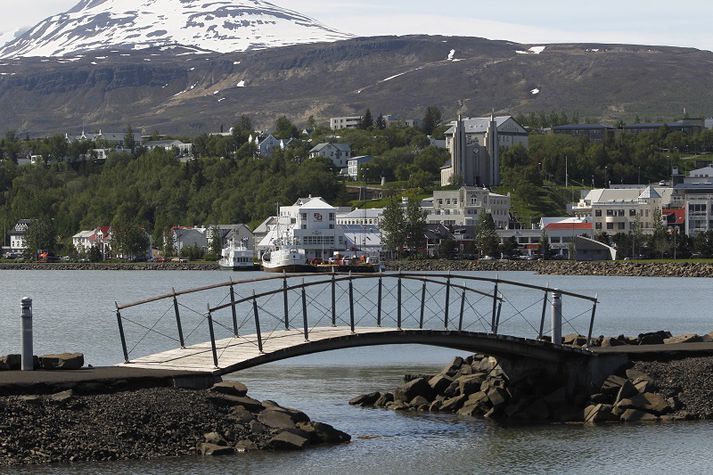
[419,281,426,329]
[551,290,562,346]
[349,273,355,333]
[172,289,186,348]
[302,283,309,341]
[252,292,263,353]
[495,300,502,334]
[458,287,466,331]
[21,297,32,372]
[229,281,239,337]
[377,276,383,327]
[587,295,598,347]
[397,273,402,329]
[206,306,219,368]
[444,276,451,329]
[538,285,549,340]
[115,302,129,363]
[283,272,289,330]
[331,272,337,327]
[490,282,498,333]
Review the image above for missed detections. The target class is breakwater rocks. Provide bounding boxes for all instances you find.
[385,259,713,278]
[0,262,220,271]
[0,380,349,466]
[350,353,708,424]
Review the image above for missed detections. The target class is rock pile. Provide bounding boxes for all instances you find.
[350,355,582,423]
[558,331,713,347]
[0,353,84,371]
[0,380,349,466]
[351,353,708,425]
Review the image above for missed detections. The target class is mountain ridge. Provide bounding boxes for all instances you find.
[0,0,351,58]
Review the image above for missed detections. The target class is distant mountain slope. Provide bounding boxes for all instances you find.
[0,36,711,135]
[0,0,350,58]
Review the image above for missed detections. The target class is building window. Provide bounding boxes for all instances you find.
[618,222,625,230]
[595,210,602,217]
[606,223,614,230]
[301,213,307,220]
[629,209,637,216]
[606,209,614,216]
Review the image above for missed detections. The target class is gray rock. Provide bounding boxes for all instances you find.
[615,380,638,404]
[563,334,587,346]
[249,420,267,434]
[583,403,618,423]
[198,442,234,456]
[440,394,467,412]
[349,392,381,406]
[600,375,627,395]
[48,389,74,403]
[203,432,227,446]
[38,353,84,370]
[394,377,433,403]
[374,392,394,407]
[266,430,310,450]
[487,388,508,407]
[620,408,659,422]
[227,405,255,424]
[615,393,671,415]
[409,395,430,409]
[637,331,671,345]
[664,334,702,344]
[297,421,351,444]
[210,380,248,397]
[0,354,20,370]
[207,394,263,412]
[235,439,258,452]
[428,374,453,394]
[258,409,297,430]
[456,374,485,396]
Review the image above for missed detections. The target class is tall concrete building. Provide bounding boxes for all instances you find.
[440,114,528,188]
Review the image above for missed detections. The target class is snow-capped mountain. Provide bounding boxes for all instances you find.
[0,0,351,58]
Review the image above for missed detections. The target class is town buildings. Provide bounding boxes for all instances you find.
[330,116,362,130]
[423,186,511,229]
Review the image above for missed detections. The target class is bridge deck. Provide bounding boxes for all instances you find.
[120,327,395,373]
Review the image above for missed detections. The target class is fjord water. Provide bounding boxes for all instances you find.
[2,270,713,474]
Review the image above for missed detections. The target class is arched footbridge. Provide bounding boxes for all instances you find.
[115,273,600,376]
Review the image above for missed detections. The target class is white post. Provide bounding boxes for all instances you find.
[21,297,33,371]
[551,290,562,346]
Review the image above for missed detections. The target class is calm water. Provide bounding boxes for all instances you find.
[2,270,713,474]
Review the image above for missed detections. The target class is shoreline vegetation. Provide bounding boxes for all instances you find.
[4,259,713,277]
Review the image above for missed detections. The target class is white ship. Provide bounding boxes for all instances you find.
[218,243,257,271]
[261,247,313,273]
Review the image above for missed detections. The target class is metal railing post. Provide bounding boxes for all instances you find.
[419,280,426,329]
[444,276,451,329]
[206,305,219,368]
[283,272,289,330]
[551,290,562,346]
[490,281,498,333]
[538,285,549,339]
[587,294,598,347]
[229,281,239,337]
[397,273,402,329]
[302,281,309,341]
[458,287,466,331]
[115,302,129,363]
[377,275,383,327]
[172,288,185,348]
[495,300,502,334]
[349,272,355,333]
[331,272,337,326]
[21,297,33,371]
[252,292,263,353]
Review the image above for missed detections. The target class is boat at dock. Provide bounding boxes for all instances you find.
[218,243,258,271]
[261,247,315,273]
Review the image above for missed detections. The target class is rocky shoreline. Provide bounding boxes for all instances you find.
[0,380,349,466]
[350,351,713,424]
[0,262,220,271]
[385,259,713,278]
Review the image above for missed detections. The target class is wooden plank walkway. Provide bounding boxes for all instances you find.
[119,326,397,373]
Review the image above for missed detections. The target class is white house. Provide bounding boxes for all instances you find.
[251,134,281,156]
[347,155,373,180]
[309,143,352,169]
[144,140,193,156]
[8,219,33,252]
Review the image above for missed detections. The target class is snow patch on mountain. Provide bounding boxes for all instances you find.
[0,0,352,58]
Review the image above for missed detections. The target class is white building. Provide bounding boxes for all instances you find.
[572,186,673,235]
[336,208,384,226]
[330,116,362,130]
[498,218,595,258]
[347,155,372,180]
[144,140,193,156]
[8,219,33,252]
[309,143,352,168]
[424,186,511,228]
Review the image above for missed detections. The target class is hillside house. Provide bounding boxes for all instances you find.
[309,143,352,169]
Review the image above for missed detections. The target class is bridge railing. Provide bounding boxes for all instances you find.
[114,272,599,367]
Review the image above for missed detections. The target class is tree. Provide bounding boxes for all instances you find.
[421,106,443,135]
[539,229,553,260]
[476,213,500,258]
[404,197,427,254]
[111,221,150,260]
[231,115,253,146]
[651,208,670,258]
[274,116,298,139]
[375,114,386,130]
[500,236,520,258]
[209,225,223,257]
[25,218,56,257]
[360,109,374,130]
[124,125,136,152]
[381,197,407,257]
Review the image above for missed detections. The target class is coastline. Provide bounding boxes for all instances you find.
[0,262,221,271]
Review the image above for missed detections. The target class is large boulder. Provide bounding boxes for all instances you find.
[349,392,381,407]
[487,388,508,408]
[38,353,84,370]
[258,409,299,430]
[615,380,638,404]
[266,430,311,450]
[203,432,228,446]
[440,394,467,412]
[210,380,248,397]
[620,408,659,422]
[428,374,453,394]
[394,377,434,403]
[374,392,394,407]
[615,393,671,415]
[207,394,264,412]
[600,337,624,347]
[563,334,587,346]
[600,375,627,396]
[637,331,671,345]
[297,422,350,444]
[227,405,256,424]
[456,374,485,396]
[583,403,618,423]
